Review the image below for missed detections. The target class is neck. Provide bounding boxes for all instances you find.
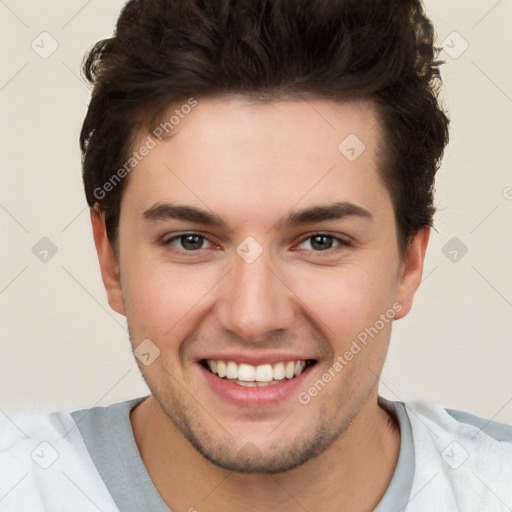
[130,392,400,512]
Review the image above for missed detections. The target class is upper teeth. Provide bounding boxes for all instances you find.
[207,360,307,382]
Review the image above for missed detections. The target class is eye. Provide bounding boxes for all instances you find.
[164,233,213,251]
[296,233,347,252]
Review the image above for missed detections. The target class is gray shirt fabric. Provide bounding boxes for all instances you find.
[72,397,166,511]
[71,396,512,511]
[71,397,415,511]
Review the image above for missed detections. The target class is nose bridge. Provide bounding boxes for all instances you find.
[217,247,293,341]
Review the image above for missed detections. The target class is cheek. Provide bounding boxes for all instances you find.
[287,259,398,343]
[121,255,217,343]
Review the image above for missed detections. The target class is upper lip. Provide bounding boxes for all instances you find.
[197,353,317,366]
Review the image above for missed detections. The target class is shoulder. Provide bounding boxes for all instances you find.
[402,399,512,512]
[444,406,512,442]
[0,407,119,512]
[70,396,144,434]
[404,399,512,451]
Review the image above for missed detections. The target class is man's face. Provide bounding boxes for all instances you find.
[101,97,423,473]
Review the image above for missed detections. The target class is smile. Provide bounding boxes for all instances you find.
[201,359,316,387]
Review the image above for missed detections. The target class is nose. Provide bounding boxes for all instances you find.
[216,248,295,343]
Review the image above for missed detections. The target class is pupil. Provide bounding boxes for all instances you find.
[182,235,203,250]
[311,235,332,250]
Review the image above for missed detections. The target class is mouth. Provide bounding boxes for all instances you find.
[200,358,317,387]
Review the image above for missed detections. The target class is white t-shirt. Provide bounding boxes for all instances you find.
[1,397,511,511]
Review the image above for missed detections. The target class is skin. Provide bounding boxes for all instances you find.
[91,96,429,511]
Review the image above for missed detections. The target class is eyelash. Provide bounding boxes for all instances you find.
[162,232,351,254]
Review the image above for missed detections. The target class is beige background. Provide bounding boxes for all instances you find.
[1,1,511,423]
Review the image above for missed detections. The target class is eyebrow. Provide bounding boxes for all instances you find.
[278,201,373,227]
[142,201,372,228]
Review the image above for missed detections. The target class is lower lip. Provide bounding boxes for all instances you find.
[199,363,314,408]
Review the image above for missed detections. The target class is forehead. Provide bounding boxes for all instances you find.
[124,96,389,222]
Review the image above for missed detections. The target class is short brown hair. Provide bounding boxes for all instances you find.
[80,0,449,254]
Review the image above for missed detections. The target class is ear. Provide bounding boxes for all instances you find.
[394,227,430,320]
[90,208,125,316]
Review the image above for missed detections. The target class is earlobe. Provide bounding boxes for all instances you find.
[90,208,125,316]
[394,227,430,320]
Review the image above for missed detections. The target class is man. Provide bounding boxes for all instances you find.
[1,0,511,510]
